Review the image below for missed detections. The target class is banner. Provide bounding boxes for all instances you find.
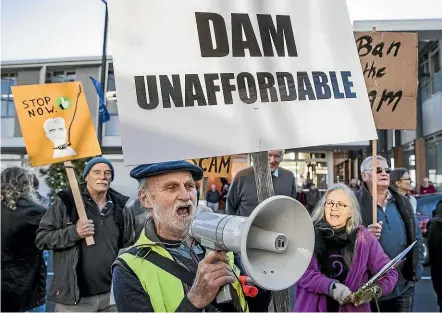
[355,31,418,130]
[11,82,102,166]
[108,0,377,165]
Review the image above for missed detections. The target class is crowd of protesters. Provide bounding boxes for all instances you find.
[1,152,441,312]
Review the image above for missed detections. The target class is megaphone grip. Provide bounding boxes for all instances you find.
[216,284,232,304]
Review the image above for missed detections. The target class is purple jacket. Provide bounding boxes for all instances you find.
[293,226,398,312]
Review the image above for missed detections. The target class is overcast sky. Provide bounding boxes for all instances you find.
[1,0,442,61]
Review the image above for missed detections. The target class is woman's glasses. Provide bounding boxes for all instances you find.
[325,200,349,210]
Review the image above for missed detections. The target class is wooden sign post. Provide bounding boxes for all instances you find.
[64,161,95,246]
[371,27,378,224]
[251,151,290,312]
[372,140,378,223]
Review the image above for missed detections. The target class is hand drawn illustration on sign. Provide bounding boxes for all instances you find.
[107,0,378,165]
[43,117,77,158]
[11,82,102,167]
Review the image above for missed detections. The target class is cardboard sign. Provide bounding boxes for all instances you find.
[354,32,418,130]
[11,82,102,166]
[188,156,233,178]
[108,0,377,165]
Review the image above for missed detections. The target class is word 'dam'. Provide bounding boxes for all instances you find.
[108,0,377,165]
[355,31,418,130]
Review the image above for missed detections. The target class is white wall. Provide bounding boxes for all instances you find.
[401,130,417,145]
[422,92,442,136]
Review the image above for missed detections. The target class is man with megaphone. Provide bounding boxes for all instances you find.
[111,160,250,312]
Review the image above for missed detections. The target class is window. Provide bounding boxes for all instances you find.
[104,67,119,136]
[280,151,328,190]
[45,70,76,83]
[1,73,17,137]
[420,45,441,102]
[1,73,17,117]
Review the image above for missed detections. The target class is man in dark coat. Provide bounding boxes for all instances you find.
[356,155,425,312]
[36,157,135,312]
[428,204,442,312]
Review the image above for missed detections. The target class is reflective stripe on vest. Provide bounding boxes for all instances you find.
[116,231,248,312]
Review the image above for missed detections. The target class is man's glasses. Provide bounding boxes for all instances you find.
[325,200,350,210]
[367,167,392,174]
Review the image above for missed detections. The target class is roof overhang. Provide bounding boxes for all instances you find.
[353,19,442,41]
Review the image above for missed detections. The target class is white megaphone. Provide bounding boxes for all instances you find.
[189,195,315,304]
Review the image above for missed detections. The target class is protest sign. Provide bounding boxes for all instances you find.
[11,82,102,167]
[108,0,377,165]
[188,156,233,178]
[355,31,418,129]
[12,82,101,246]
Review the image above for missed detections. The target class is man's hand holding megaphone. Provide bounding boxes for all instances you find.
[187,251,236,309]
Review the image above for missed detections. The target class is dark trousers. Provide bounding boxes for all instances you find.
[371,286,414,312]
[234,254,272,312]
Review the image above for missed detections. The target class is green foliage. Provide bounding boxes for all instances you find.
[39,158,92,200]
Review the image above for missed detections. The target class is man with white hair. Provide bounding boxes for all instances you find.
[112,160,249,312]
[43,117,76,158]
[36,157,135,312]
[355,155,425,312]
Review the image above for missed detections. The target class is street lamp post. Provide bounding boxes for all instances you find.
[97,0,108,146]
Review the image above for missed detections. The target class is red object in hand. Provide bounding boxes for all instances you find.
[239,276,258,297]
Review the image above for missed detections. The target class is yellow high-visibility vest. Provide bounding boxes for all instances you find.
[115,231,249,312]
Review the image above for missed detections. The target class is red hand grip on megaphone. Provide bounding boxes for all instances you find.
[239,276,258,297]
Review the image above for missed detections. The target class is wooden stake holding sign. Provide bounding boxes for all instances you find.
[64,161,95,246]
[372,140,378,223]
[251,151,290,312]
[11,82,102,247]
[371,27,378,224]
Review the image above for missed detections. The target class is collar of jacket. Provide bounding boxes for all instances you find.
[143,217,162,244]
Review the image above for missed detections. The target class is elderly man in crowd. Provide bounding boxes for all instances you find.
[112,160,249,312]
[356,155,425,312]
[36,156,135,312]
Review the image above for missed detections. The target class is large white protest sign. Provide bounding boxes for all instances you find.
[107,0,377,165]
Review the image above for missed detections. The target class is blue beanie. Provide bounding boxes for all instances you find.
[83,157,114,181]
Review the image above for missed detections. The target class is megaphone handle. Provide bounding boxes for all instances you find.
[204,248,233,304]
[216,284,232,304]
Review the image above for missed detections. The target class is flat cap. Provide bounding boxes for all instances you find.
[130,160,204,182]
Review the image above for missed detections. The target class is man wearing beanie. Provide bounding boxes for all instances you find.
[36,156,135,312]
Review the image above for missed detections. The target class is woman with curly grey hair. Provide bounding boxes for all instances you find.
[1,166,47,312]
[294,183,398,312]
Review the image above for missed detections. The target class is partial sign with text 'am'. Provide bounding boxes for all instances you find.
[11,82,102,167]
[355,31,418,130]
[188,156,233,178]
[108,0,378,165]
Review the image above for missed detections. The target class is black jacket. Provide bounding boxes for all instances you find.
[428,206,442,300]
[355,183,418,282]
[125,198,149,239]
[1,198,47,312]
[35,184,135,305]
